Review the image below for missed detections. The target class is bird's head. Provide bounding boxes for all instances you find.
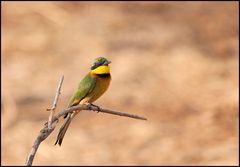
[91,57,111,70]
[90,57,111,74]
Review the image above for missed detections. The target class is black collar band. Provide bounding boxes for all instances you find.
[96,73,111,78]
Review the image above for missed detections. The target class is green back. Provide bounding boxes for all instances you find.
[68,73,96,107]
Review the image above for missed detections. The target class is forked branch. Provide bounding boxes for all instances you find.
[25,76,147,166]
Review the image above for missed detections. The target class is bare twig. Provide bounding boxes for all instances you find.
[26,105,147,166]
[26,75,64,166]
[47,75,64,129]
[26,127,55,166]
[25,77,147,166]
[52,105,147,122]
[90,106,147,121]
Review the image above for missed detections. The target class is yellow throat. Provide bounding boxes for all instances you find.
[91,65,110,75]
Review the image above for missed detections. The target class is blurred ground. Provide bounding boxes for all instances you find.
[1,1,239,166]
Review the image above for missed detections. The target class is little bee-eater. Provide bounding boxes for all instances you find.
[55,57,111,146]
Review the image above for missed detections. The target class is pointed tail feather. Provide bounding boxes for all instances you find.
[55,113,74,146]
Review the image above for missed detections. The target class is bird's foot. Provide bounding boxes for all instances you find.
[86,103,101,113]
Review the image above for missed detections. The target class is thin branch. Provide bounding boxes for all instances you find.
[25,77,147,166]
[52,105,148,123]
[47,75,64,129]
[26,75,64,166]
[90,106,148,121]
[26,105,147,166]
[26,127,55,166]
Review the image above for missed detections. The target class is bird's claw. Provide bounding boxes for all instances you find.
[87,103,101,113]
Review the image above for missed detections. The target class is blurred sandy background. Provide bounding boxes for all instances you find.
[1,1,239,166]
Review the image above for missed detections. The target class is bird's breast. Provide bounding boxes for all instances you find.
[84,73,111,103]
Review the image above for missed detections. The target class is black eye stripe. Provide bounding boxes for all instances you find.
[96,61,106,66]
[91,62,101,70]
[91,61,109,70]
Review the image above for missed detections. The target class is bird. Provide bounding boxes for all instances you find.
[55,57,111,146]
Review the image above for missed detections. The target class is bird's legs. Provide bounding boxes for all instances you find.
[86,103,101,112]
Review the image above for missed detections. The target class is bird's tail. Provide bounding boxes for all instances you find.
[55,113,74,146]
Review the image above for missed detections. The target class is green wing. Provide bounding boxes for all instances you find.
[68,73,96,107]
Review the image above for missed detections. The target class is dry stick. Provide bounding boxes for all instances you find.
[26,105,147,166]
[26,75,64,166]
[47,75,64,129]
[52,105,148,124]
[26,127,55,166]
[25,79,147,166]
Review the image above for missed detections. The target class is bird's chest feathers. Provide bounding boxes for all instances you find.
[89,65,111,101]
[86,71,111,103]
